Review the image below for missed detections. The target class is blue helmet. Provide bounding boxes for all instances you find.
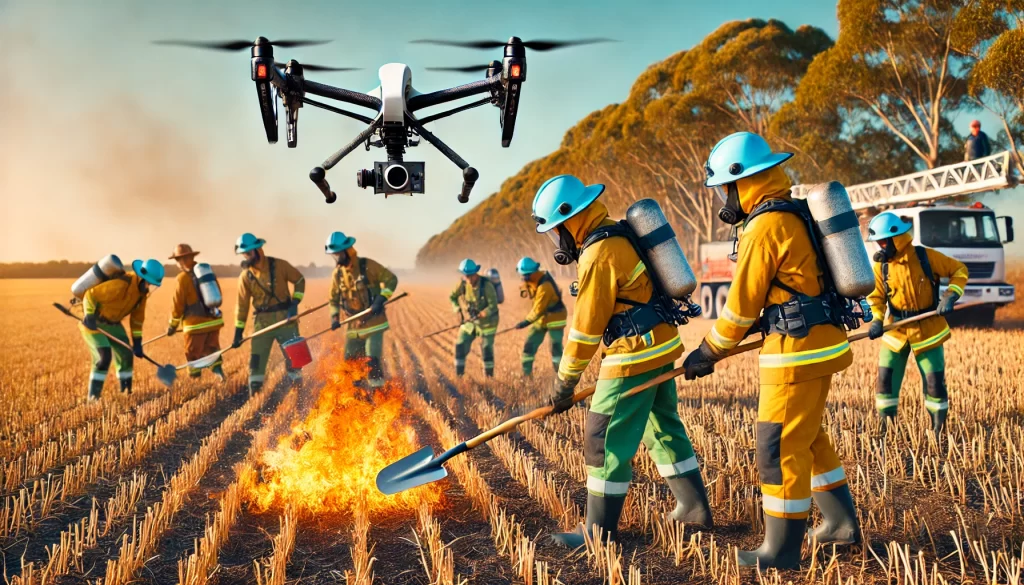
[516,256,541,275]
[234,232,266,254]
[458,258,481,275]
[531,174,605,234]
[704,132,793,188]
[132,259,165,287]
[867,212,913,241]
[324,231,356,254]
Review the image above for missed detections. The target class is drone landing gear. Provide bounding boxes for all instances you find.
[408,117,478,203]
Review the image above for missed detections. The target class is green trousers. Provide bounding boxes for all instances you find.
[249,312,301,392]
[454,322,495,377]
[81,323,133,399]
[344,329,386,387]
[521,325,564,376]
[876,344,947,417]
[584,364,698,497]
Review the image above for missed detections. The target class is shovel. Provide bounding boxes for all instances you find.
[181,300,331,371]
[53,303,177,388]
[303,292,409,343]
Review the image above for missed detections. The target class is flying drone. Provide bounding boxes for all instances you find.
[156,36,612,204]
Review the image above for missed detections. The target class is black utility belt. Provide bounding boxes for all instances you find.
[760,295,835,339]
[603,304,664,346]
[547,301,567,314]
[254,301,291,314]
[889,305,936,320]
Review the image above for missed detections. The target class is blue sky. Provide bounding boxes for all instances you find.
[0,0,1019,266]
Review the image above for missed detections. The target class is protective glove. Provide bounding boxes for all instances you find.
[166,326,177,337]
[682,341,718,381]
[548,376,578,414]
[477,310,488,319]
[331,316,341,331]
[232,327,245,349]
[515,320,531,330]
[369,295,387,317]
[937,290,960,316]
[286,300,299,319]
[132,337,144,358]
[82,313,98,331]
[868,320,884,340]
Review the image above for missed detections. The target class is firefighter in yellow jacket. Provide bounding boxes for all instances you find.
[865,212,968,435]
[325,231,398,388]
[514,257,567,377]
[532,174,712,548]
[233,233,306,394]
[80,259,165,400]
[683,132,858,569]
[166,244,225,381]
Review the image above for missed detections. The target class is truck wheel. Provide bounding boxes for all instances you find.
[946,305,996,329]
[700,285,716,319]
[714,285,730,320]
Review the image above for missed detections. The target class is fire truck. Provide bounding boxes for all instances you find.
[697,151,1018,327]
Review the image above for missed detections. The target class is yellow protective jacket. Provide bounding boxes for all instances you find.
[704,166,853,385]
[450,277,500,333]
[82,272,149,338]
[559,200,683,382]
[866,232,968,355]
[329,248,398,337]
[521,270,568,329]
[235,256,305,328]
[169,270,224,334]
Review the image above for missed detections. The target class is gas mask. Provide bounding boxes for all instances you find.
[718,182,746,225]
[241,249,262,269]
[873,238,896,263]
[547,225,579,266]
[334,251,351,267]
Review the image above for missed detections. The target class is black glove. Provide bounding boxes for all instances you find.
[682,341,718,381]
[82,313,98,331]
[868,320,884,340]
[369,295,387,316]
[331,316,341,331]
[132,337,144,358]
[232,327,245,349]
[937,291,960,316]
[166,326,177,337]
[286,300,299,319]
[548,377,578,414]
[515,320,531,330]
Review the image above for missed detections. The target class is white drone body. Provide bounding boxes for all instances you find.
[368,63,421,125]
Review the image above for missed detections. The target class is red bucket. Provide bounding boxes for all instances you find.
[281,337,312,369]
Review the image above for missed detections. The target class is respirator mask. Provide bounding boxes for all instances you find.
[718,182,746,225]
[873,238,896,263]
[547,225,579,266]
[334,251,351,267]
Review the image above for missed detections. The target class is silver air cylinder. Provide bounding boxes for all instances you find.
[71,254,124,299]
[625,199,697,299]
[193,263,223,309]
[805,182,874,298]
[487,268,505,304]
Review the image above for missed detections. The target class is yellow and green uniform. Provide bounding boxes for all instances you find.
[329,248,398,386]
[703,166,850,520]
[235,255,305,391]
[558,200,696,498]
[80,272,149,398]
[169,269,225,377]
[519,270,567,375]
[866,232,968,420]
[450,276,499,376]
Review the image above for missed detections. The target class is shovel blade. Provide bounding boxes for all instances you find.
[375,446,449,495]
[156,365,177,388]
[185,352,222,371]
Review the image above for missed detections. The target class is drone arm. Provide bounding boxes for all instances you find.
[407,116,478,203]
[407,75,502,112]
[417,97,493,125]
[302,98,376,125]
[304,79,382,111]
[323,119,381,169]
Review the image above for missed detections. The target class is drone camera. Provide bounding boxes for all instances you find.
[357,161,425,195]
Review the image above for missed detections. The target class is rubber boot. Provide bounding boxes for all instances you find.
[367,357,385,389]
[212,366,226,382]
[87,377,104,401]
[929,409,947,436]
[550,494,626,549]
[286,370,303,388]
[807,484,860,546]
[665,473,714,529]
[737,515,806,570]
[249,381,263,396]
[119,377,133,395]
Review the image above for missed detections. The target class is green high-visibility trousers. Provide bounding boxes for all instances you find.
[521,325,563,376]
[875,344,947,416]
[344,329,386,387]
[249,311,301,391]
[80,322,133,398]
[454,321,496,377]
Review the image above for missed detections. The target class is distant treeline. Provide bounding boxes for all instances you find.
[0,260,339,279]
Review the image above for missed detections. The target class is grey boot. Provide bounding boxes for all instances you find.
[737,515,806,570]
[665,473,714,529]
[808,484,860,545]
[928,408,948,435]
[550,494,626,549]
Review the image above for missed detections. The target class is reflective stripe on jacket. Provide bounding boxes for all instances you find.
[169,270,223,334]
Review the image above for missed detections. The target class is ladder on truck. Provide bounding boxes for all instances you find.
[792,151,1017,210]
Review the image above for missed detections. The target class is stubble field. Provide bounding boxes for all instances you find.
[2,278,1024,585]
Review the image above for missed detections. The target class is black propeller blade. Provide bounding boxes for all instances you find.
[279,62,360,72]
[153,39,331,52]
[411,38,616,51]
[426,65,491,73]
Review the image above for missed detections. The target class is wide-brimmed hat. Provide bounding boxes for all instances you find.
[168,243,200,259]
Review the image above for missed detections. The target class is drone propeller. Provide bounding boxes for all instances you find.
[284,62,360,72]
[426,65,492,73]
[411,38,615,51]
[153,39,331,52]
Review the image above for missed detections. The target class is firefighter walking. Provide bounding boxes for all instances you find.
[866,212,968,435]
[166,244,225,381]
[514,257,566,377]
[80,259,165,400]
[325,231,399,388]
[683,132,859,569]
[450,259,500,377]
[532,174,712,548]
[233,233,306,394]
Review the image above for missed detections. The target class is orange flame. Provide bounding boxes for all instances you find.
[246,352,443,515]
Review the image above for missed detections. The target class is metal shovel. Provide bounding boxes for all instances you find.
[53,303,177,388]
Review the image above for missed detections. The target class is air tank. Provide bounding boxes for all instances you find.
[805,182,874,298]
[487,268,505,304]
[625,199,697,299]
[71,254,124,299]
[193,263,223,309]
